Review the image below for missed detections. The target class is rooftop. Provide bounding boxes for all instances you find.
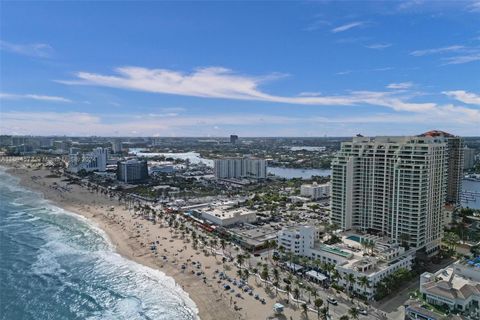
[202,205,255,220]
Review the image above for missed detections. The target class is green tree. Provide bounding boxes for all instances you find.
[314,298,323,320]
[261,265,269,286]
[273,268,280,296]
[319,307,329,320]
[357,275,369,296]
[236,254,244,268]
[293,287,300,305]
[285,284,291,303]
[346,273,356,295]
[348,307,359,320]
[444,232,460,252]
[302,303,308,316]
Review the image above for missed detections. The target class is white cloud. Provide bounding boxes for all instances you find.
[2,107,478,137]
[0,92,72,103]
[331,21,365,33]
[443,90,480,105]
[467,1,480,12]
[441,53,480,65]
[59,66,431,112]
[56,66,480,124]
[386,82,414,90]
[397,0,425,11]
[335,70,352,75]
[372,67,394,72]
[410,45,465,56]
[0,40,53,58]
[365,43,392,50]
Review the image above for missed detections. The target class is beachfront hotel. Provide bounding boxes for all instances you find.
[277,225,415,299]
[67,147,109,173]
[116,159,149,184]
[330,131,463,254]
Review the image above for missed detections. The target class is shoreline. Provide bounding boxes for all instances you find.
[3,165,243,320]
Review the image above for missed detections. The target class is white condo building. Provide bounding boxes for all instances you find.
[330,133,463,254]
[68,147,109,173]
[300,182,331,200]
[214,157,267,179]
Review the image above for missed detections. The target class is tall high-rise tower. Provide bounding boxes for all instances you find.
[330,134,457,254]
[418,131,464,206]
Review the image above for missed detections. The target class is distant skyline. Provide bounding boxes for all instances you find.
[1,1,479,137]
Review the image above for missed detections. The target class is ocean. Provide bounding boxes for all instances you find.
[0,168,198,320]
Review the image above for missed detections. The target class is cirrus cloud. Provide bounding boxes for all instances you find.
[58,66,440,113]
[0,92,72,103]
[0,40,53,58]
[331,21,366,33]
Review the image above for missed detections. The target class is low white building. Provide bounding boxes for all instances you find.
[277,226,415,299]
[300,182,330,200]
[194,205,256,227]
[420,259,480,315]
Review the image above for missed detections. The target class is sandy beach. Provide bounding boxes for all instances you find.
[3,164,304,320]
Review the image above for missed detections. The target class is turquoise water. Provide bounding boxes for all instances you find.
[0,168,198,320]
[346,235,361,243]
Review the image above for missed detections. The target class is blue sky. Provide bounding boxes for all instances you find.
[1,1,479,137]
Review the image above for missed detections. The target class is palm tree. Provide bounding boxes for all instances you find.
[293,287,300,306]
[339,316,349,320]
[287,273,293,287]
[243,268,250,283]
[300,256,310,269]
[302,303,308,317]
[325,263,335,278]
[285,284,291,303]
[220,238,226,255]
[349,307,359,320]
[236,254,244,268]
[252,268,259,284]
[243,253,251,268]
[261,265,269,286]
[273,268,280,296]
[222,256,227,270]
[272,253,280,265]
[346,273,356,295]
[209,239,217,258]
[319,307,329,320]
[357,275,369,297]
[332,269,341,283]
[314,298,323,319]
